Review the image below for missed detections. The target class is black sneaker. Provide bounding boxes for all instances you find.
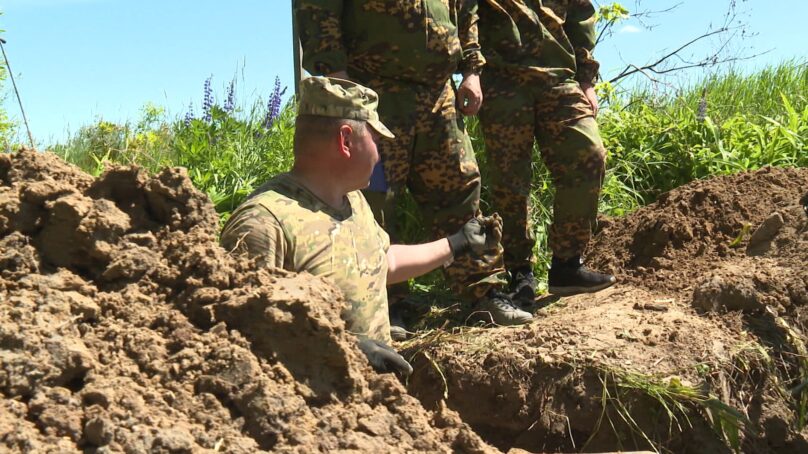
[389,305,409,341]
[510,266,538,307]
[473,289,533,326]
[548,256,616,296]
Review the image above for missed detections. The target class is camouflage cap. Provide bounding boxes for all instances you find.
[298,76,394,139]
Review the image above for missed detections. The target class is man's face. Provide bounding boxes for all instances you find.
[351,125,380,188]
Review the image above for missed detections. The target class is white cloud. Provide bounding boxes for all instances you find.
[618,25,643,34]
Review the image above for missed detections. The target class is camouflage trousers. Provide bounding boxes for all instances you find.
[479,73,607,270]
[360,77,507,299]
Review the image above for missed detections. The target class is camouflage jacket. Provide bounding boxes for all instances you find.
[220,173,392,344]
[295,0,485,87]
[478,0,599,85]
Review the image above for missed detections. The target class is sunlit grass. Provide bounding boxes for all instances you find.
[50,62,808,286]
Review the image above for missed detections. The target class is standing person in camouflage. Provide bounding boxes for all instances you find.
[295,0,532,332]
[221,76,506,376]
[476,0,616,302]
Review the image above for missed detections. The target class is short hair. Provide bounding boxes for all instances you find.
[293,115,367,151]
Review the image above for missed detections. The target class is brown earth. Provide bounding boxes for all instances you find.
[0,150,493,453]
[404,167,808,453]
[3,150,807,454]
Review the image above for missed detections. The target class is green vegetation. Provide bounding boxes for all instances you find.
[51,85,295,221]
[477,62,808,284]
[47,62,808,283]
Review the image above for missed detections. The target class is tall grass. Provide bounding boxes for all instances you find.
[51,80,296,220]
[599,62,808,206]
[477,61,808,283]
[49,62,808,286]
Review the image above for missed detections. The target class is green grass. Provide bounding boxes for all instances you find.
[51,98,296,223]
[48,62,808,285]
[587,368,750,453]
[476,61,808,282]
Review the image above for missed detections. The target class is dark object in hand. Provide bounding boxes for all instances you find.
[447,214,503,257]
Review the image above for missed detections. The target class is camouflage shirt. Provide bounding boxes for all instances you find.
[295,0,485,86]
[220,173,392,344]
[478,0,599,85]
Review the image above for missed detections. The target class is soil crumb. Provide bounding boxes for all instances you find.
[0,150,492,453]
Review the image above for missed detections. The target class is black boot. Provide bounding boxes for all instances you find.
[509,266,538,307]
[548,256,616,296]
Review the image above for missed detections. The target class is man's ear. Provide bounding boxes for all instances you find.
[337,124,353,159]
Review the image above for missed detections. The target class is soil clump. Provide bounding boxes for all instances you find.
[0,150,492,453]
[404,167,808,453]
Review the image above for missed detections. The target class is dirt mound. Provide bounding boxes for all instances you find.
[0,150,492,453]
[589,166,808,300]
[404,167,808,453]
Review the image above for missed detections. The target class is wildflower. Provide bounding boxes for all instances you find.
[264,76,287,129]
[202,76,214,122]
[224,79,236,114]
[184,102,194,127]
[696,89,708,122]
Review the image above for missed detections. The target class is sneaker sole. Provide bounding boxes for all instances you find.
[548,279,616,297]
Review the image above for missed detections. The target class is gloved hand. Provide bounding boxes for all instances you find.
[358,338,413,377]
[447,214,503,257]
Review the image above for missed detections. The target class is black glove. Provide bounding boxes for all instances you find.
[358,338,413,377]
[447,214,503,257]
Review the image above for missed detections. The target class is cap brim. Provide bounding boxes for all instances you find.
[367,119,395,139]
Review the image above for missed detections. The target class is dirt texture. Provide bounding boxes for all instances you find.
[0,150,493,453]
[405,167,808,453]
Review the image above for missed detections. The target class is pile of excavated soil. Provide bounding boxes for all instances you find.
[0,150,492,453]
[405,167,808,453]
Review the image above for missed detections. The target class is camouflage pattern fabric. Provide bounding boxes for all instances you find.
[220,173,393,344]
[365,78,508,299]
[477,0,599,85]
[296,0,507,299]
[479,75,606,268]
[476,0,604,268]
[295,0,485,87]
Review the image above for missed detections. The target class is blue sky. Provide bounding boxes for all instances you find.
[0,0,805,146]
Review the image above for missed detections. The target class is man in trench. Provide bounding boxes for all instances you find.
[220,76,503,376]
[294,0,533,339]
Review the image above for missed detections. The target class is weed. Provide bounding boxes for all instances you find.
[588,368,750,453]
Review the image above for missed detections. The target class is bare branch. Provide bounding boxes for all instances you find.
[601,0,759,86]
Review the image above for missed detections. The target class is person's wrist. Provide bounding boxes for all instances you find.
[446,231,470,257]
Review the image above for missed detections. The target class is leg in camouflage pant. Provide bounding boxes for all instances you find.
[479,74,606,270]
[361,78,508,300]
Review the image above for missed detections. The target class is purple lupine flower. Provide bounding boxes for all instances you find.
[223,79,236,114]
[202,76,214,122]
[184,102,195,126]
[263,76,287,129]
[696,89,708,122]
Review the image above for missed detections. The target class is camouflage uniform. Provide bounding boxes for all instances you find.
[477,0,607,268]
[296,0,507,299]
[221,173,393,344]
